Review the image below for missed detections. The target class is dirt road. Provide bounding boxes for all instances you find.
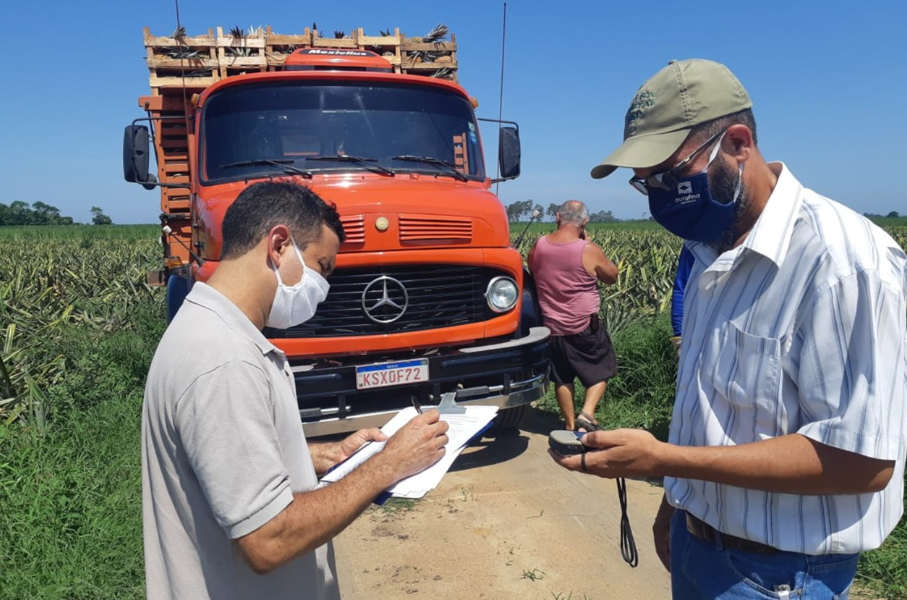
[334,407,672,599]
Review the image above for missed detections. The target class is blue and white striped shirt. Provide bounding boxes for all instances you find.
[666,164,907,554]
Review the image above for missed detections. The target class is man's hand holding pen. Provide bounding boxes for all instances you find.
[367,398,448,482]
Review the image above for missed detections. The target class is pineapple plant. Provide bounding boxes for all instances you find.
[407,24,450,65]
[226,26,253,57]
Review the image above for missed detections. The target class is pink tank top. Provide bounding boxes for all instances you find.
[529,236,600,335]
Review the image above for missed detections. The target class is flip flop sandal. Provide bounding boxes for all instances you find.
[575,411,602,432]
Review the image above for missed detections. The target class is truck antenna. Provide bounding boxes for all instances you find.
[495,2,508,197]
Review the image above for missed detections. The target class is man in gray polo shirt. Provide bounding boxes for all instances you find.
[142,182,449,600]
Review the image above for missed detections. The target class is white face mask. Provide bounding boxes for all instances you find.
[266,238,330,329]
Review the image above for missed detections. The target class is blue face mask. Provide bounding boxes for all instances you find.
[633,131,744,243]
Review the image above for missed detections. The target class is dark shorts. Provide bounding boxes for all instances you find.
[550,315,617,387]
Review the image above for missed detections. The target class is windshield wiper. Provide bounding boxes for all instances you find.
[306,155,395,177]
[220,159,312,179]
[390,155,469,182]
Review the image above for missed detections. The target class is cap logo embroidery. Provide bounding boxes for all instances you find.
[625,90,655,128]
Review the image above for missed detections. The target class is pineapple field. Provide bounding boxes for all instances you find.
[3,220,907,429]
[1,222,906,599]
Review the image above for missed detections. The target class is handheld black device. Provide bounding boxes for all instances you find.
[548,430,588,455]
[548,428,640,568]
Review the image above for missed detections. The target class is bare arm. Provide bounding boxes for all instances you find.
[552,429,894,495]
[307,442,344,476]
[582,243,618,285]
[234,411,449,574]
[526,240,539,272]
[307,428,387,476]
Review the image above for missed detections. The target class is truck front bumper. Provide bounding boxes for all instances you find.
[292,327,551,437]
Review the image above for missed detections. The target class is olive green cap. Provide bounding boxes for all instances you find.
[591,59,752,179]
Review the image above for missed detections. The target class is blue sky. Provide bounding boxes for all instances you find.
[1,0,904,224]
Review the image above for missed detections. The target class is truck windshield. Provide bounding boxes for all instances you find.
[201,81,485,184]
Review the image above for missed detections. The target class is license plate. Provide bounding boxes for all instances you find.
[356,359,429,390]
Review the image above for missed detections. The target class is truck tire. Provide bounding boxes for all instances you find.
[166,274,191,323]
[489,404,526,432]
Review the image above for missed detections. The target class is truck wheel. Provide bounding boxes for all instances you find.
[489,404,526,432]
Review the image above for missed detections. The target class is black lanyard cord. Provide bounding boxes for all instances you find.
[617,477,638,567]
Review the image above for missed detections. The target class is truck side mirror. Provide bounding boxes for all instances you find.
[123,125,158,190]
[497,126,521,181]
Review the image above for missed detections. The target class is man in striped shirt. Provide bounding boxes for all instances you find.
[550,59,907,600]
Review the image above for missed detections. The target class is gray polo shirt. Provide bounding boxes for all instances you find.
[141,283,339,600]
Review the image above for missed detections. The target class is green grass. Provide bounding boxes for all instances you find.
[867,216,907,229]
[535,315,676,439]
[0,394,146,599]
[3,223,907,599]
[514,219,666,238]
[0,298,164,599]
[0,227,165,598]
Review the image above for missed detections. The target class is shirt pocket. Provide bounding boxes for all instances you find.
[707,322,783,440]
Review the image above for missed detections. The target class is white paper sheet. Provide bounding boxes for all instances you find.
[317,405,499,499]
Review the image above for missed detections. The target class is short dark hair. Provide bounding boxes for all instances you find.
[220,182,346,260]
[689,108,758,147]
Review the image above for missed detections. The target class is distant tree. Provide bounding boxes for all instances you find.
[91,206,113,225]
[505,200,534,222]
[0,200,76,226]
[546,203,559,222]
[588,209,618,223]
[886,211,900,219]
[8,201,32,225]
[516,199,533,220]
[31,201,64,225]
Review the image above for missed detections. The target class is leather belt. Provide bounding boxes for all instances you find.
[685,513,778,555]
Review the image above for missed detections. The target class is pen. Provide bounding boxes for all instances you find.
[412,397,423,414]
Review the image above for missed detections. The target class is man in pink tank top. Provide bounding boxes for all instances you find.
[527,200,618,431]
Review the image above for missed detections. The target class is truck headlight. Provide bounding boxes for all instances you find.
[486,276,518,313]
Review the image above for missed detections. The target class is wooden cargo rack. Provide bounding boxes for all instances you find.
[143,25,458,93]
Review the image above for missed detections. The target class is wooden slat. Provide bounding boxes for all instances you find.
[264,33,313,45]
[215,38,266,49]
[401,41,456,52]
[144,35,215,48]
[311,37,360,48]
[163,199,191,211]
[147,58,220,69]
[146,25,458,87]
[401,61,459,71]
[150,74,219,88]
[218,56,267,68]
[160,137,189,149]
[139,94,202,111]
[357,34,402,46]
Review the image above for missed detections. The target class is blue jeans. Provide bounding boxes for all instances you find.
[670,511,859,599]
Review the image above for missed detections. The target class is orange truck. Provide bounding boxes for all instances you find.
[123,26,551,436]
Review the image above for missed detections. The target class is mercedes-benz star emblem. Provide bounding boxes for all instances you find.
[362,276,409,324]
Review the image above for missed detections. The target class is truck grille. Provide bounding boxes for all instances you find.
[268,265,499,338]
